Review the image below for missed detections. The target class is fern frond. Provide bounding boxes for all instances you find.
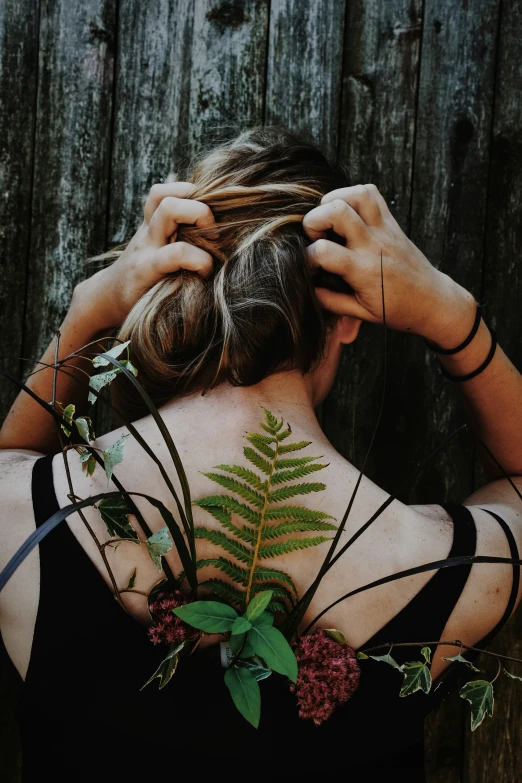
[194,528,253,564]
[259,536,330,559]
[196,505,257,544]
[268,600,287,613]
[199,579,245,607]
[246,433,276,458]
[277,428,291,441]
[194,494,261,525]
[278,440,312,454]
[261,520,337,539]
[268,482,326,502]
[243,447,272,476]
[201,472,265,508]
[250,581,295,607]
[263,409,279,430]
[195,558,250,586]
[271,462,327,484]
[215,464,266,491]
[265,505,335,521]
[275,456,317,469]
[252,566,298,596]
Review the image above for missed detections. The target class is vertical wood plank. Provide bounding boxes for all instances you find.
[265,0,346,159]
[464,0,522,778]
[0,0,39,420]
[23,0,116,360]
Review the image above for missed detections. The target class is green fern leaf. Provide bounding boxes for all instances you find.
[271,463,327,484]
[252,566,298,596]
[250,581,295,607]
[265,505,335,522]
[267,600,287,613]
[246,433,276,458]
[267,482,326,503]
[196,505,257,544]
[243,447,272,476]
[275,456,317,469]
[215,464,266,491]
[259,536,330,559]
[194,494,261,525]
[263,409,279,429]
[277,428,291,441]
[261,520,337,539]
[261,422,276,435]
[195,558,250,586]
[277,440,312,454]
[199,579,245,607]
[194,528,253,564]
[202,472,265,508]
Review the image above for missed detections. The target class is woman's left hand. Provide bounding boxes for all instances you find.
[74,182,215,329]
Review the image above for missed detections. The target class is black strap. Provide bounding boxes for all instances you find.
[32,455,60,528]
[424,303,482,355]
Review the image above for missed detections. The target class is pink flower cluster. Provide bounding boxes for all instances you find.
[291,629,361,725]
[148,588,196,646]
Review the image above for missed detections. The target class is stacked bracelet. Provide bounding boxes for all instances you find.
[424,302,497,382]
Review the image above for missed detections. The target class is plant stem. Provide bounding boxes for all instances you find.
[360,640,522,666]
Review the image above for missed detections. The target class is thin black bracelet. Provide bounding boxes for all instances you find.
[439,324,497,382]
[424,302,482,355]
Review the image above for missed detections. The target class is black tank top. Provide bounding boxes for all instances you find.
[14,456,520,782]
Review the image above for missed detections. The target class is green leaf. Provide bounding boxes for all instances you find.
[264,409,279,430]
[232,616,252,635]
[261,520,337,540]
[60,403,75,437]
[271,462,327,485]
[103,434,130,485]
[442,653,480,672]
[98,496,138,541]
[267,600,287,614]
[400,661,432,697]
[265,505,334,522]
[250,611,274,628]
[173,601,238,634]
[459,680,494,730]
[214,464,266,491]
[325,629,346,644]
[194,495,261,525]
[275,456,317,469]
[196,557,250,586]
[140,642,184,691]
[199,579,245,608]
[503,668,522,682]
[245,434,275,459]
[249,624,298,682]
[250,582,295,608]
[267,482,326,502]
[145,527,172,571]
[252,566,298,597]
[75,416,95,443]
[119,359,138,376]
[79,449,97,477]
[194,528,253,564]
[195,505,256,544]
[93,340,130,367]
[357,651,369,660]
[246,590,273,622]
[236,657,272,682]
[126,568,137,590]
[202,472,265,508]
[243,447,272,475]
[421,646,432,664]
[224,666,261,728]
[259,536,330,559]
[88,369,119,404]
[278,440,312,454]
[369,653,402,670]
[229,632,255,659]
[277,427,291,441]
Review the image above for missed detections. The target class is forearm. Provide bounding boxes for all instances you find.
[0,290,114,454]
[423,280,522,480]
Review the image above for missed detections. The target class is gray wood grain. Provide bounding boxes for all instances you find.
[464,0,522,779]
[265,0,346,159]
[0,1,39,420]
[23,0,116,361]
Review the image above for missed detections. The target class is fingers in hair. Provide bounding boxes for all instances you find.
[152,241,213,278]
[148,197,216,246]
[303,199,368,244]
[306,239,361,281]
[143,182,195,223]
[320,184,383,226]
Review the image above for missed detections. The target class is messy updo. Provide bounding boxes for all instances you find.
[113,127,349,419]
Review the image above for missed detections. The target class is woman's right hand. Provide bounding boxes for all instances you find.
[304,185,476,345]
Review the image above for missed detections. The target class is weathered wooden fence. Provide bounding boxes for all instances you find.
[1,1,521,779]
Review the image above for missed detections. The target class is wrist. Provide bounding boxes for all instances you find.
[72,272,124,331]
[420,273,478,350]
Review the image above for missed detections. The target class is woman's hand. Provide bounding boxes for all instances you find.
[304,184,476,343]
[74,182,215,329]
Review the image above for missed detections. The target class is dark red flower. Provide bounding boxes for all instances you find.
[291,629,361,725]
[148,588,197,646]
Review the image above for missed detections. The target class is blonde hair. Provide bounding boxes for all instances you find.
[112,127,349,419]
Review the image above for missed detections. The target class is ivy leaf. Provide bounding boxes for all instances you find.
[245,590,273,623]
[145,527,172,571]
[400,661,432,697]
[325,629,346,644]
[231,616,252,635]
[79,449,97,477]
[93,340,131,368]
[369,653,402,670]
[224,666,261,728]
[98,497,138,541]
[88,369,119,404]
[60,403,75,437]
[503,668,522,682]
[119,359,138,376]
[249,625,298,682]
[442,653,480,672]
[459,680,494,731]
[141,642,184,691]
[173,601,238,634]
[357,651,369,660]
[126,568,137,590]
[75,416,95,443]
[103,434,130,485]
[421,646,432,664]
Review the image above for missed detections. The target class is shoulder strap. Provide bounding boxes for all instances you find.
[477,507,520,646]
[32,455,60,527]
